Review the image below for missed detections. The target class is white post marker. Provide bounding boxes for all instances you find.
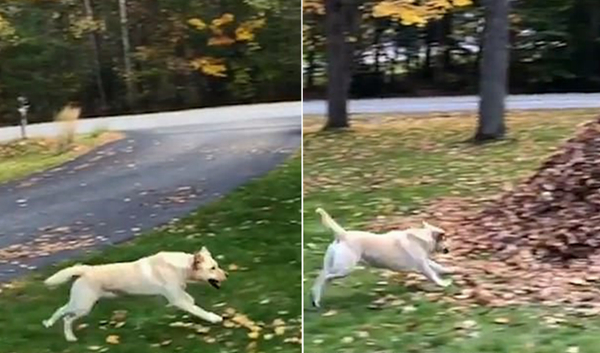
[17,96,30,139]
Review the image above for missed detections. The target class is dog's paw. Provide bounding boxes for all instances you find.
[311,298,320,308]
[65,335,78,342]
[206,312,223,324]
[439,279,453,288]
[42,320,52,328]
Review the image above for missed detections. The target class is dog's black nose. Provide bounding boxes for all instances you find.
[443,248,449,254]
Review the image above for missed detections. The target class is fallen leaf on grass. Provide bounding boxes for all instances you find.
[456,320,477,330]
[321,310,337,317]
[222,320,236,328]
[284,337,301,344]
[274,326,286,335]
[160,340,172,346]
[195,324,211,333]
[356,330,369,338]
[106,335,120,344]
[223,307,236,317]
[494,317,510,324]
[169,321,193,328]
[272,318,285,326]
[341,336,354,344]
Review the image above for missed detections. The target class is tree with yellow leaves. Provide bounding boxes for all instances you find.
[0,13,17,50]
[321,0,472,129]
[186,13,266,78]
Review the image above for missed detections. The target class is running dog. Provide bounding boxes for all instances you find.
[311,208,452,308]
[42,247,227,342]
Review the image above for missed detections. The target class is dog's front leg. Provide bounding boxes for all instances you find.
[427,259,453,275]
[419,262,452,287]
[167,290,222,324]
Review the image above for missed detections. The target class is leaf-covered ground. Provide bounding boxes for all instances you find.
[0,158,301,353]
[304,110,600,353]
[0,132,121,184]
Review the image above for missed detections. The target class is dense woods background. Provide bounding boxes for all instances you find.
[304,0,600,99]
[0,0,301,126]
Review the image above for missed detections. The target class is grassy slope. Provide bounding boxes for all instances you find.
[304,110,600,353]
[0,158,301,353]
[0,132,120,184]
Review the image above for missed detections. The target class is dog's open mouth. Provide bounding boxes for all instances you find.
[208,279,221,289]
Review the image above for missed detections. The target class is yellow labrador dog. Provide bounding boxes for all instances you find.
[311,208,452,308]
[42,247,227,342]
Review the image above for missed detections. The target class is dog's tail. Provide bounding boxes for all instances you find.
[316,208,347,241]
[44,264,91,287]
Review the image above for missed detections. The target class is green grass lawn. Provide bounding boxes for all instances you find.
[303,110,600,353]
[0,157,301,353]
[0,131,121,184]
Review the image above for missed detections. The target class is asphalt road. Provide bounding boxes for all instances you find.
[303,93,600,115]
[0,113,300,282]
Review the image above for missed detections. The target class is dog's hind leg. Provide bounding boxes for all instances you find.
[61,278,99,342]
[310,270,328,308]
[419,262,452,287]
[43,304,68,328]
[311,243,358,308]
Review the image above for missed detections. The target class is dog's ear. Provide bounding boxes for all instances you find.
[193,251,205,270]
[405,230,430,250]
[423,221,445,240]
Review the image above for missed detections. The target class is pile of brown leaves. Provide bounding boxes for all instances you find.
[373,117,600,310]
[467,117,600,262]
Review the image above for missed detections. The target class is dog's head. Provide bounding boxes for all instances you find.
[190,247,227,289]
[422,221,449,254]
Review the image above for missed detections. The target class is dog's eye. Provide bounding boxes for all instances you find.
[211,266,216,270]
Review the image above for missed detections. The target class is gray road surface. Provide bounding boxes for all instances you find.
[303,93,600,115]
[0,104,300,282]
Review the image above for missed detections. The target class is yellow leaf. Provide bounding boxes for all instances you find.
[235,18,266,42]
[452,0,472,6]
[106,335,120,345]
[373,0,469,26]
[190,57,227,77]
[235,27,254,41]
[188,18,207,30]
[212,13,235,27]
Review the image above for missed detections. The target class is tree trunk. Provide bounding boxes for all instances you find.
[118,0,135,109]
[374,26,382,75]
[441,13,453,71]
[325,0,349,129]
[306,26,317,90]
[475,0,509,142]
[588,0,599,78]
[82,0,107,111]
